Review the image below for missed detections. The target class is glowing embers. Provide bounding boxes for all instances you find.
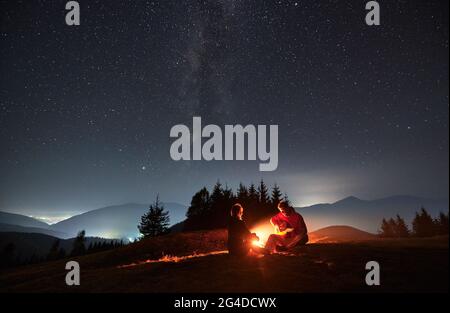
[118,250,228,268]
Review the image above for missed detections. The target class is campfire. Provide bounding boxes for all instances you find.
[250,222,275,248]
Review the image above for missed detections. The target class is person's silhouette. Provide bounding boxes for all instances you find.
[265,201,308,253]
[227,203,259,256]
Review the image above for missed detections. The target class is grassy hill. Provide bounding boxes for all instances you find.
[0,228,447,293]
[308,225,377,243]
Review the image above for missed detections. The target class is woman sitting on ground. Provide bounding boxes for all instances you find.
[227,203,259,256]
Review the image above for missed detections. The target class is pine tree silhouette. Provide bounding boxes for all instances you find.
[71,230,86,256]
[184,187,210,231]
[237,183,249,203]
[379,218,394,237]
[388,218,397,236]
[47,239,62,261]
[271,183,283,208]
[412,208,435,237]
[257,179,270,205]
[248,183,258,204]
[183,181,290,231]
[210,181,224,206]
[436,212,449,235]
[186,187,210,218]
[138,195,170,238]
[394,214,410,237]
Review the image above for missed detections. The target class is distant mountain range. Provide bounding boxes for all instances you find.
[0,195,448,239]
[0,202,187,240]
[0,211,49,229]
[0,223,69,238]
[297,195,449,233]
[48,202,187,239]
[0,232,121,262]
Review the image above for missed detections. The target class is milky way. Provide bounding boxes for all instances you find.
[0,0,448,218]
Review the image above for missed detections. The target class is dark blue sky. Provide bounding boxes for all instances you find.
[0,0,448,222]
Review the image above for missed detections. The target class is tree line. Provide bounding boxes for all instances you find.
[183,180,289,231]
[136,180,290,238]
[0,230,125,268]
[379,208,449,238]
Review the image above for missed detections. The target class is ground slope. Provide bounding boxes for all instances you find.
[0,230,447,293]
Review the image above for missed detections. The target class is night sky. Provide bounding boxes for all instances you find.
[0,0,448,222]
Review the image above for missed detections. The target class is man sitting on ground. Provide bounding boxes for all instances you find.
[265,201,308,253]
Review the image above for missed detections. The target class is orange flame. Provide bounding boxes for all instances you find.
[250,221,275,247]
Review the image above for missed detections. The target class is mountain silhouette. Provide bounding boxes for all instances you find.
[297,195,449,233]
[308,225,376,243]
[0,223,69,239]
[2,195,447,239]
[0,211,49,229]
[0,232,121,262]
[48,202,187,239]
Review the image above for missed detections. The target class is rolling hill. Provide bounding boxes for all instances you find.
[308,225,376,243]
[297,195,449,233]
[2,195,447,240]
[1,229,448,293]
[0,232,122,262]
[49,202,187,239]
[0,223,69,239]
[0,211,49,228]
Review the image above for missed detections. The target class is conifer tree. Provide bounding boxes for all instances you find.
[394,214,410,237]
[138,196,170,238]
[412,208,435,237]
[71,230,86,256]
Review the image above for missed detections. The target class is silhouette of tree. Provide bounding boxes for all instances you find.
[210,181,224,205]
[186,187,210,218]
[221,184,236,220]
[379,218,394,237]
[138,195,170,238]
[271,183,283,208]
[248,183,258,204]
[388,218,397,236]
[435,212,449,235]
[71,230,86,256]
[0,242,16,268]
[186,187,204,229]
[47,239,62,261]
[206,182,235,228]
[412,208,435,237]
[237,183,248,204]
[183,181,290,231]
[394,214,410,237]
[257,179,270,205]
[246,183,259,222]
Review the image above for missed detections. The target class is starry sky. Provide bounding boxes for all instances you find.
[0,0,448,222]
